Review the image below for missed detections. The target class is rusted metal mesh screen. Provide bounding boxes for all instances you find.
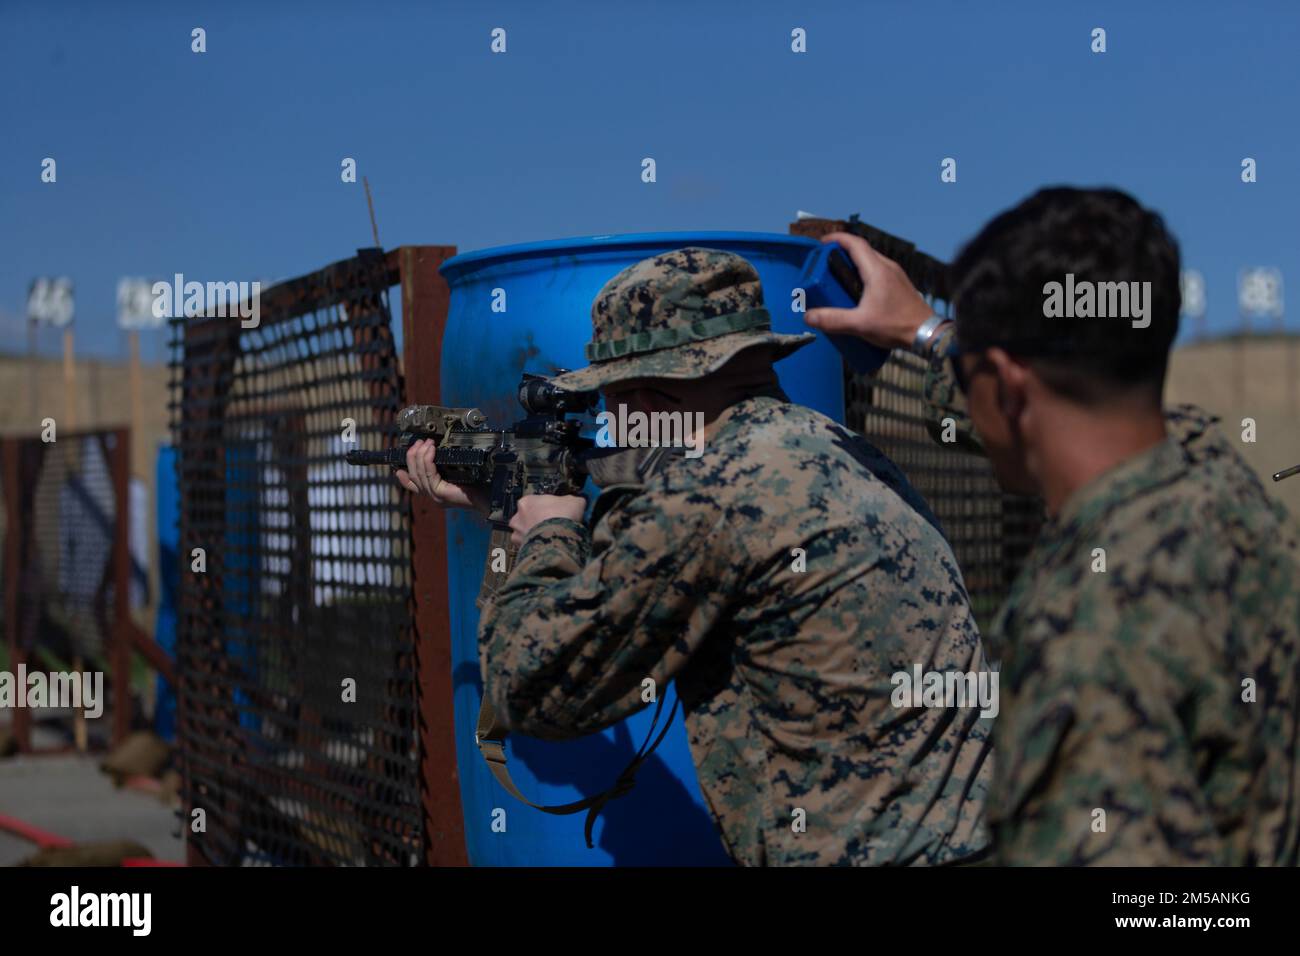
[2,432,126,748]
[169,252,421,865]
[791,216,1044,632]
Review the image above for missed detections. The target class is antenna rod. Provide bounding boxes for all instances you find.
[363,176,381,249]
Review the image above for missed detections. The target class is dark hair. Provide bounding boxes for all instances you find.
[949,187,1181,404]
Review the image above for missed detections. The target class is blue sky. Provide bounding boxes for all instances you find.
[3,0,1298,360]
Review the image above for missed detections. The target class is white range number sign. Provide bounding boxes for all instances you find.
[1238,267,1284,320]
[27,277,75,327]
[117,277,164,329]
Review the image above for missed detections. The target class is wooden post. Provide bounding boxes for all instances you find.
[27,319,39,426]
[62,329,77,432]
[129,331,143,464]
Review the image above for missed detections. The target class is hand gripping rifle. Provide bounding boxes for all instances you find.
[346,372,599,605]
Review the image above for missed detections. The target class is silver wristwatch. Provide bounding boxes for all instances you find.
[911,314,952,357]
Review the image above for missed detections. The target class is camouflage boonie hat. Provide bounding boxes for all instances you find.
[549,247,815,392]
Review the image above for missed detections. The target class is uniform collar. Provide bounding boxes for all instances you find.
[709,386,789,443]
[1048,404,1220,537]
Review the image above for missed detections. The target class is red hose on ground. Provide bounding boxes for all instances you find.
[0,812,75,849]
[121,858,184,867]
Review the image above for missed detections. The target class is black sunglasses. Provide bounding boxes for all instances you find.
[952,351,994,396]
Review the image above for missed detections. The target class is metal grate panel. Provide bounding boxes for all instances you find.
[170,252,421,865]
[1,430,129,750]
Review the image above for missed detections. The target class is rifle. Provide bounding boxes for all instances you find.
[346,372,600,604]
[842,213,951,301]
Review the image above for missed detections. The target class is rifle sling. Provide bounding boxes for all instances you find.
[474,442,689,847]
[475,692,679,848]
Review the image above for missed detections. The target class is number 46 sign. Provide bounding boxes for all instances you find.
[27,277,75,327]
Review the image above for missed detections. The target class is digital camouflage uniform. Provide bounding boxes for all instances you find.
[925,325,1300,865]
[479,249,994,866]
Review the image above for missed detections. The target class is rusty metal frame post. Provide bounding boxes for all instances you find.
[2,438,32,752]
[397,245,468,866]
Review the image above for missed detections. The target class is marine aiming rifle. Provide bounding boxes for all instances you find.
[347,372,684,833]
[346,372,600,600]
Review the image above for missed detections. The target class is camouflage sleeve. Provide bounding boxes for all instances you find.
[993,579,1222,864]
[922,324,984,455]
[477,486,735,740]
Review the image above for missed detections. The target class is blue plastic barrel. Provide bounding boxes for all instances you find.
[438,232,845,866]
[154,445,179,742]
